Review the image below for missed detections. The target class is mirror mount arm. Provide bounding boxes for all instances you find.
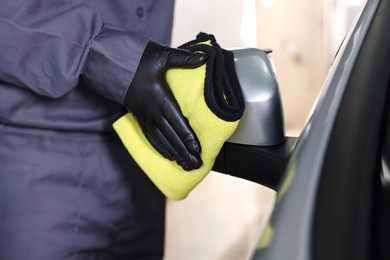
[213,136,298,190]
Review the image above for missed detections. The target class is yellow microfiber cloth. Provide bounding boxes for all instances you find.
[113,33,245,200]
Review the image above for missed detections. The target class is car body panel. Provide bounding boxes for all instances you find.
[250,0,380,259]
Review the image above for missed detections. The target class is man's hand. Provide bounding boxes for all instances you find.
[124,41,206,170]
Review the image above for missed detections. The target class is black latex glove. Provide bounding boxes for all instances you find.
[124,41,206,171]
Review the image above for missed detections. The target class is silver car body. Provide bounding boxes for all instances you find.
[250,0,380,259]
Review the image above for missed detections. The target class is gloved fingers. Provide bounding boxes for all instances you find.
[154,117,202,171]
[151,126,191,170]
[143,122,193,171]
[142,125,173,160]
[166,48,207,68]
[162,98,201,155]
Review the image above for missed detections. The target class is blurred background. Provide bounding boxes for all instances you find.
[165,0,365,259]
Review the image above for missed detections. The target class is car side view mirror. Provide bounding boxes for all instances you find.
[213,48,297,190]
[228,48,285,146]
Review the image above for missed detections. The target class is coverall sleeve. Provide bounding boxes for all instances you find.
[0,1,148,104]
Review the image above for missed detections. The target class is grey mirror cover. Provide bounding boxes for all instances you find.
[227,48,285,146]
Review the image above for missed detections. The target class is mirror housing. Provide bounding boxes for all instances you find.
[214,48,296,190]
[228,48,285,146]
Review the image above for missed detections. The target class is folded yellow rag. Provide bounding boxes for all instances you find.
[113,33,245,200]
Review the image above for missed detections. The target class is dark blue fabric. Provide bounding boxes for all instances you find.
[0,1,174,258]
[0,124,166,259]
[0,0,175,132]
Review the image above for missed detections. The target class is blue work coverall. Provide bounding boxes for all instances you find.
[0,0,174,259]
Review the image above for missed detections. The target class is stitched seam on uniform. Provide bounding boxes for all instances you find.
[72,161,85,257]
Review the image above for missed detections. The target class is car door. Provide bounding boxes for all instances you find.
[249,0,390,259]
